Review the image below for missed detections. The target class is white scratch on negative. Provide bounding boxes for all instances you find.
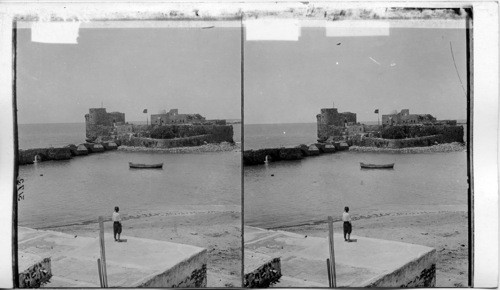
[369,57,381,65]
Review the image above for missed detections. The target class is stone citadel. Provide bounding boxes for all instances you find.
[85,108,233,147]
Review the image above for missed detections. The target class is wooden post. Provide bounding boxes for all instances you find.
[99,216,108,287]
[97,258,103,287]
[326,258,332,288]
[328,216,337,288]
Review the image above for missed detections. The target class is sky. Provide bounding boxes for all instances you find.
[16,23,467,125]
[244,27,468,124]
[16,25,242,124]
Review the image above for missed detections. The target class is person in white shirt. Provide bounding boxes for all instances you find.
[112,206,122,242]
[342,206,352,242]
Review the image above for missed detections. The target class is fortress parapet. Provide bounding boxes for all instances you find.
[151,109,206,125]
[382,109,436,126]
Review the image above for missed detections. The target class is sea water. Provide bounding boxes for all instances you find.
[17,123,241,228]
[244,123,468,228]
[17,123,468,229]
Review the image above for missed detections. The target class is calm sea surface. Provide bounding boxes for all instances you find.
[18,123,467,229]
[244,123,468,228]
[18,123,241,228]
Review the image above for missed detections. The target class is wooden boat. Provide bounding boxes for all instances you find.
[129,162,163,169]
[360,162,394,169]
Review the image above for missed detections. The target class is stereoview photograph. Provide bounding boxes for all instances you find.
[15,20,242,287]
[243,8,470,288]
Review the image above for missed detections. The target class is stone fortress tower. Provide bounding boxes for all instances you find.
[316,103,357,141]
[85,108,125,141]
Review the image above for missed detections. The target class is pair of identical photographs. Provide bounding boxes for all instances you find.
[12,5,477,289]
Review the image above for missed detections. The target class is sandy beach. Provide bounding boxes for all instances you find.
[45,206,242,287]
[271,207,468,287]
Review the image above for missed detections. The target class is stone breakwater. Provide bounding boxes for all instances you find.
[243,142,348,166]
[349,142,466,154]
[18,141,119,166]
[118,142,239,154]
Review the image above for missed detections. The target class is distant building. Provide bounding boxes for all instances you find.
[316,105,359,141]
[317,107,357,127]
[151,109,206,125]
[85,108,125,141]
[382,109,436,126]
[85,108,125,126]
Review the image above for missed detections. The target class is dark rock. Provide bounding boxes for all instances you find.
[47,148,72,161]
[278,147,303,160]
[307,144,320,156]
[88,144,105,153]
[295,144,310,156]
[75,144,89,156]
[102,142,118,150]
[323,144,336,153]
[65,144,78,156]
[243,148,281,166]
[314,143,326,153]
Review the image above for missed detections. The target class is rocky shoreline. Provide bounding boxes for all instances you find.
[117,142,240,154]
[349,142,466,153]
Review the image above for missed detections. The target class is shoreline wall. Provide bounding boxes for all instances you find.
[351,134,464,149]
[118,125,234,149]
[243,142,346,166]
[18,141,118,166]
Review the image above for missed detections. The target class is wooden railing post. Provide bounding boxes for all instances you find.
[328,216,337,288]
[99,216,108,287]
[326,258,332,287]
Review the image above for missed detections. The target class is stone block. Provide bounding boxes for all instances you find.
[46,148,72,161]
[244,251,281,288]
[323,144,336,153]
[76,144,89,156]
[294,144,310,156]
[18,252,52,288]
[278,147,303,160]
[307,144,320,156]
[102,142,118,150]
[88,144,105,153]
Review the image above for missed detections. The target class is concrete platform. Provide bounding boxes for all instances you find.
[18,227,207,287]
[244,226,436,287]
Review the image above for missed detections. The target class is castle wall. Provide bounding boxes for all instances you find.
[317,108,357,139]
[118,124,234,148]
[317,124,345,140]
[151,111,206,125]
[108,112,125,124]
[382,109,436,125]
[85,108,125,141]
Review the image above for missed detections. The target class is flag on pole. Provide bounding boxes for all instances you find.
[374,109,379,114]
[143,109,147,113]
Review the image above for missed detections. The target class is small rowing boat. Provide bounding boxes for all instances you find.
[360,162,394,169]
[129,162,163,169]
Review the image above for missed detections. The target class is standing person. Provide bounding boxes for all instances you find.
[112,206,122,242]
[342,206,352,242]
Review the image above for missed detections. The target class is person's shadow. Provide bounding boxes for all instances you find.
[347,239,358,243]
[117,239,128,243]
